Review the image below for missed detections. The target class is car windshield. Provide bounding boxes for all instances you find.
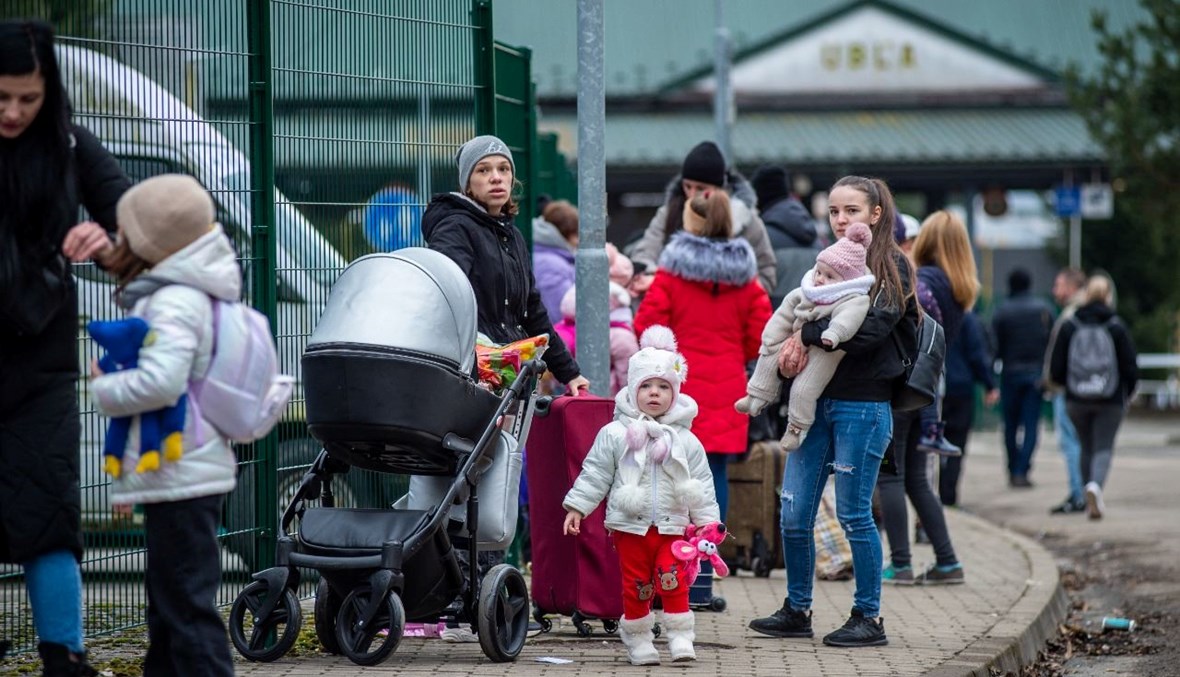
[223,171,346,290]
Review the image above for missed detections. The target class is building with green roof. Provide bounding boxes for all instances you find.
[492,0,1141,254]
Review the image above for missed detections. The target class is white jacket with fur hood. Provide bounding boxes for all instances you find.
[563,389,720,536]
[91,226,240,505]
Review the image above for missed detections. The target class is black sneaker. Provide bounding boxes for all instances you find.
[748,600,814,638]
[822,610,888,647]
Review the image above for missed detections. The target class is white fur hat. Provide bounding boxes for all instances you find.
[627,325,688,411]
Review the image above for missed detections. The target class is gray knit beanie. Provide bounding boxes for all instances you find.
[118,174,215,265]
[456,135,514,190]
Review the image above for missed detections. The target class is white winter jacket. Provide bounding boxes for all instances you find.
[91,226,240,505]
[562,389,720,536]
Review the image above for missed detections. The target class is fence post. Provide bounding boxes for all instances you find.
[246,0,278,570]
[472,0,496,135]
[575,0,610,396]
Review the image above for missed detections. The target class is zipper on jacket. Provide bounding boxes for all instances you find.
[651,459,660,528]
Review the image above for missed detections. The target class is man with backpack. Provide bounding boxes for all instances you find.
[1042,267,1088,514]
[991,269,1055,488]
[1047,273,1137,520]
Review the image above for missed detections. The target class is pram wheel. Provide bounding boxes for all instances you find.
[228,581,303,662]
[314,578,343,654]
[477,564,529,662]
[335,586,404,666]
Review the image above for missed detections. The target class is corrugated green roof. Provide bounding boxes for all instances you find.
[538,109,1104,167]
[491,0,1148,98]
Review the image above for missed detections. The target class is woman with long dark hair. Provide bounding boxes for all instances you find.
[748,176,918,648]
[0,20,129,674]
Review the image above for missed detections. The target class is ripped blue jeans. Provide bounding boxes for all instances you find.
[780,397,892,618]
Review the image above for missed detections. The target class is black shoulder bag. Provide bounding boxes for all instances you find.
[890,315,946,412]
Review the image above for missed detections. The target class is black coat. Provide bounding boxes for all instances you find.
[422,193,580,384]
[0,124,129,563]
[992,291,1055,374]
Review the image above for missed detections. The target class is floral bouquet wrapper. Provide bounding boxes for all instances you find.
[475,333,549,392]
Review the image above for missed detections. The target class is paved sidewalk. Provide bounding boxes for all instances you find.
[233,441,1070,676]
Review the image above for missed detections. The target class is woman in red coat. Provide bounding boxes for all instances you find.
[634,189,772,525]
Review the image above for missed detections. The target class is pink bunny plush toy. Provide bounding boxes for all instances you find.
[671,522,730,585]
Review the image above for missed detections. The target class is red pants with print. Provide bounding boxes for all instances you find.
[614,527,689,619]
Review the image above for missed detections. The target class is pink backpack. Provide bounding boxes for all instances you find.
[190,299,293,444]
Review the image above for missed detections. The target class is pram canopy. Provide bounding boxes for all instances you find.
[308,249,479,373]
[303,248,500,475]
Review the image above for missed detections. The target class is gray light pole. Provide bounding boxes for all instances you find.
[714,0,733,160]
[575,0,610,395]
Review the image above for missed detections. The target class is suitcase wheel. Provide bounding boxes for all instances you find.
[709,596,728,612]
[572,611,593,637]
[602,619,618,635]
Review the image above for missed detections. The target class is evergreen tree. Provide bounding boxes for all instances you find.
[1066,0,1180,352]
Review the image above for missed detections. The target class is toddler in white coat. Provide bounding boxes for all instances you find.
[563,326,719,665]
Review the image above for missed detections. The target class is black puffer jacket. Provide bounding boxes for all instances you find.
[0,125,129,563]
[422,193,579,384]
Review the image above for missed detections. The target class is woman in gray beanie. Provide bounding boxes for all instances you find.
[421,134,589,641]
[422,135,588,393]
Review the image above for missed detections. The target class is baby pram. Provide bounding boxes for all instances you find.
[228,248,541,666]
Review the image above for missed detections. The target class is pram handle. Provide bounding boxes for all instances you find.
[442,433,476,455]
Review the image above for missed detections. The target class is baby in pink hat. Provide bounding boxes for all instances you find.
[736,222,876,450]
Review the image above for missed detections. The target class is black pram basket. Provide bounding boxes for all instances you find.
[302,248,500,475]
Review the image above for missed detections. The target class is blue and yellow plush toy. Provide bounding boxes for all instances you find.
[88,318,187,476]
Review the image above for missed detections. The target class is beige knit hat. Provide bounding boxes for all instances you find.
[118,174,215,265]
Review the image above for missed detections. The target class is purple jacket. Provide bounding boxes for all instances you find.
[532,217,576,323]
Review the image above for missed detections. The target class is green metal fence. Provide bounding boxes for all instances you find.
[1,0,556,654]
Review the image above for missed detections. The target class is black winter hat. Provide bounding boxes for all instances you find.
[751,165,791,209]
[681,141,727,188]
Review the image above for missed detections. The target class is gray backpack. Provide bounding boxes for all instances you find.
[1066,318,1119,400]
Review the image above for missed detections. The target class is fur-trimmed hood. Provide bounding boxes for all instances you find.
[658,231,758,287]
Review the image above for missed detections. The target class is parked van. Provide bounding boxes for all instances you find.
[55,45,395,569]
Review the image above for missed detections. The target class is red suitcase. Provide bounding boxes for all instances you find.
[526,394,624,635]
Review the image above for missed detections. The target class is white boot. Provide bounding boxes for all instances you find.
[662,610,696,662]
[618,613,660,666]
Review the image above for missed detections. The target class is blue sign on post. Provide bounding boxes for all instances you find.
[1054,186,1082,217]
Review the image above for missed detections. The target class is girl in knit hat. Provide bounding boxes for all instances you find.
[736,222,876,451]
[89,174,237,676]
[563,326,720,666]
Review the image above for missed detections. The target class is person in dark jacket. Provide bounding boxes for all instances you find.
[1048,273,1137,520]
[422,135,588,395]
[751,165,821,308]
[751,165,817,250]
[629,141,777,294]
[422,135,588,641]
[991,268,1055,487]
[749,176,917,649]
[878,210,978,587]
[0,20,130,674]
[939,311,999,506]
